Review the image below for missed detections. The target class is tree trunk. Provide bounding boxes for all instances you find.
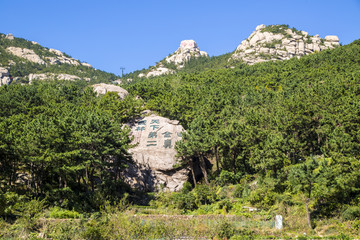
[199,154,209,185]
[305,198,312,229]
[214,146,220,172]
[190,160,197,186]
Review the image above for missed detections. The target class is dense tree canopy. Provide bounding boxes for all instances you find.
[126,39,360,215]
[0,81,142,210]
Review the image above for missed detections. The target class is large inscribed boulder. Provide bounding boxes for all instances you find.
[124,114,188,192]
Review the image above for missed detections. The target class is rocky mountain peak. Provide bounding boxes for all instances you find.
[231,24,340,64]
[165,39,208,67]
[142,39,208,78]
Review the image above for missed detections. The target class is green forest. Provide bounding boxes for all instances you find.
[1,33,360,239]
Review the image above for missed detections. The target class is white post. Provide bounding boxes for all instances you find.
[275,215,283,229]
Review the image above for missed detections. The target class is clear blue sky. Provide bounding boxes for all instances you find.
[1,0,360,76]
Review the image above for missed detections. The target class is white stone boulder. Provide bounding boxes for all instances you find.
[92,83,129,99]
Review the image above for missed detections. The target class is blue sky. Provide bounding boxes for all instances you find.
[1,0,360,75]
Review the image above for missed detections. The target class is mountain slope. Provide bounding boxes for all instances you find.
[0,33,119,85]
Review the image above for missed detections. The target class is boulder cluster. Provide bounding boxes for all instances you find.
[231,24,339,64]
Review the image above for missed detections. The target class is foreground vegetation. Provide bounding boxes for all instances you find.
[1,188,359,239]
[1,35,360,238]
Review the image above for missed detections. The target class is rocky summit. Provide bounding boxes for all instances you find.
[165,40,208,68]
[144,40,208,77]
[124,114,188,192]
[231,24,339,64]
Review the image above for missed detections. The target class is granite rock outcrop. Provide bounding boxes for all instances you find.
[231,24,339,64]
[6,47,46,65]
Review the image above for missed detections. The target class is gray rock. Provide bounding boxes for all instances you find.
[92,83,129,99]
[6,47,45,65]
[28,73,81,84]
[5,33,14,40]
[146,67,175,77]
[0,67,11,86]
[325,35,339,42]
[124,114,188,192]
[46,48,80,66]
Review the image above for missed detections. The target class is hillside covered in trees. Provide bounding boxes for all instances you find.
[1,29,360,238]
[0,33,119,84]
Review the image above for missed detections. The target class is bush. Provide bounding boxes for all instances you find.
[232,184,244,198]
[172,192,197,211]
[181,181,193,194]
[82,223,104,240]
[215,221,236,239]
[49,207,81,219]
[341,206,360,220]
[193,184,217,206]
[0,191,25,217]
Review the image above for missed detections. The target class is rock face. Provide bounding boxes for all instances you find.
[46,48,80,66]
[145,40,208,77]
[6,45,87,67]
[92,83,129,99]
[6,47,46,65]
[28,73,81,84]
[5,34,14,40]
[124,114,188,192]
[231,24,340,64]
[146,67,175,78]
[0,67,11,86]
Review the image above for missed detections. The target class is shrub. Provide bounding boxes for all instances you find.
[193,184,217,206]
[82,224,104,240]
[215,221,236,239]
[217,170,242,186]
[0,191,25,217]
[49,207,81,219]
[341,206,360,220]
